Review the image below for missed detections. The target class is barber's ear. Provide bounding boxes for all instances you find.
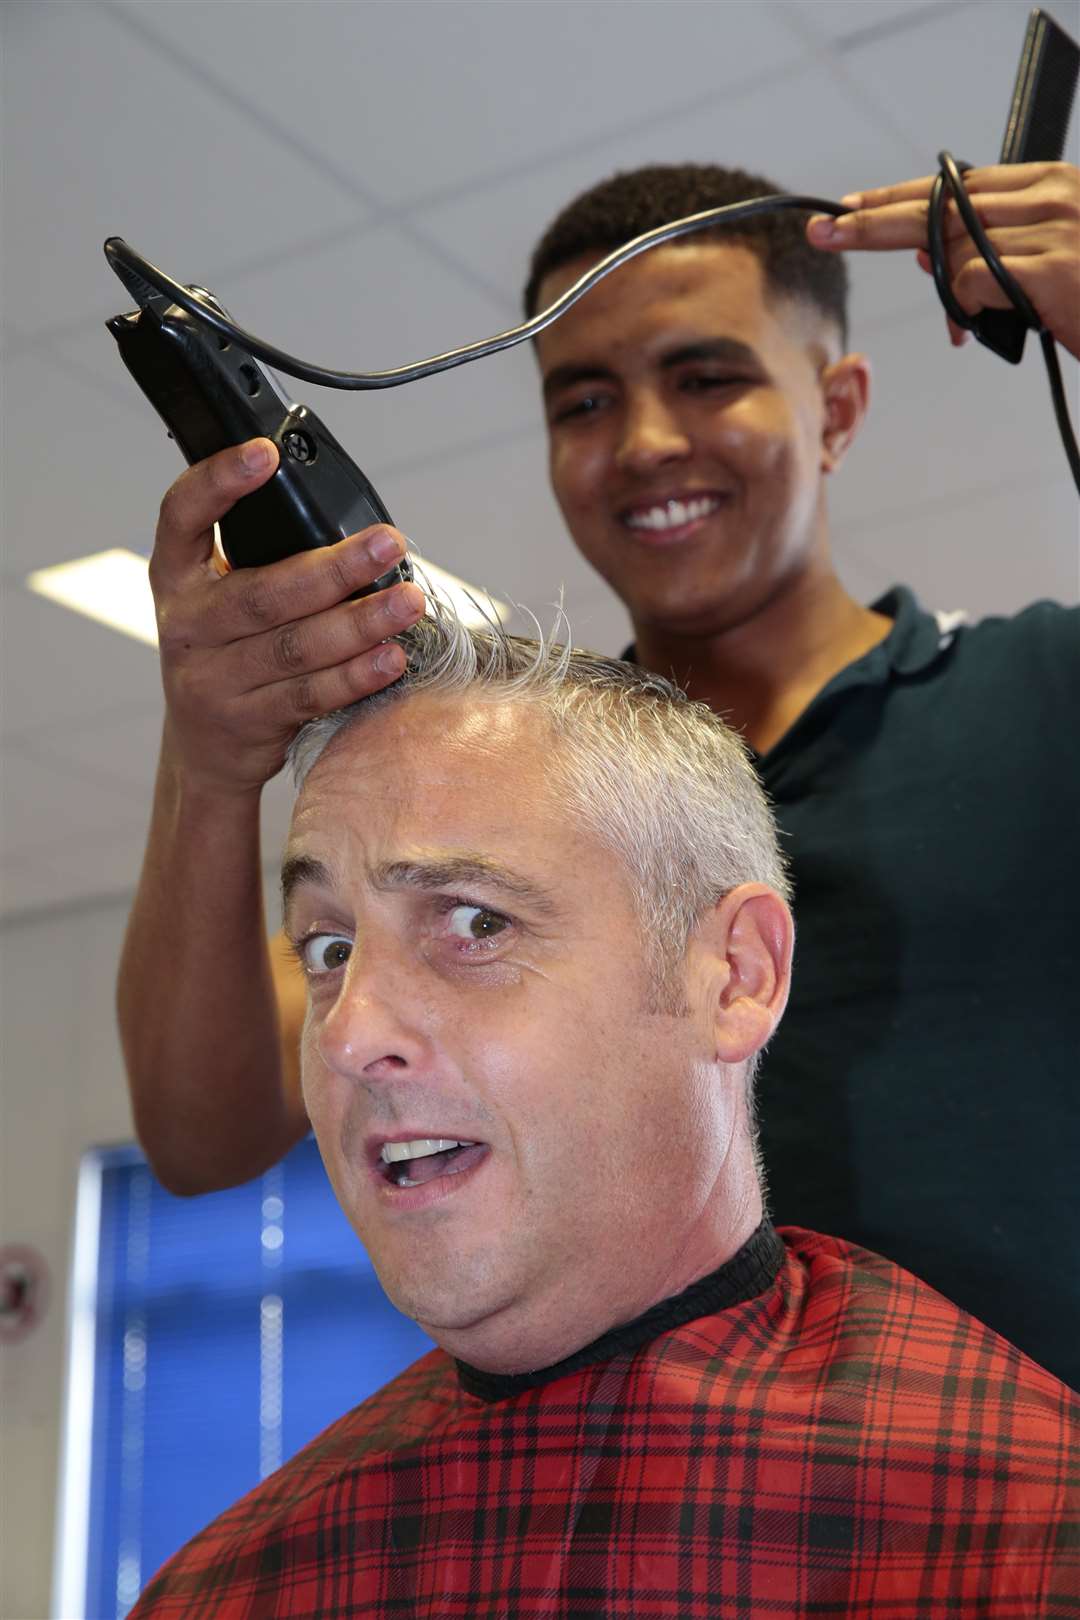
[820,353,871,473]
[693,884,794,1064]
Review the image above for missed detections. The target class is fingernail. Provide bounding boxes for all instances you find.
[840,192,861,210]
[375,646,405,675]
[241,440,273,473]
[809,217,839,240]
[389,585,422,622]
[367,528,402,564]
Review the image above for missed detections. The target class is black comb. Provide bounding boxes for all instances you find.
[974,7,1080,362]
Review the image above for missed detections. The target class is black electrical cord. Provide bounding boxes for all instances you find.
[105,196,846,390]
[105,155,1079,488]
[1040,330,1080,489]
[932,150,1079,491]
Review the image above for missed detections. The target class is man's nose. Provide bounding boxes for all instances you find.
[614,392,692,474]
[315,953,434,1083]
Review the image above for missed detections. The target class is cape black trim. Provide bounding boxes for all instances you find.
[456,1219,785,1403]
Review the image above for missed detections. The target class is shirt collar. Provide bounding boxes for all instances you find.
[866,585,961,678]
[455,1219,785,1403]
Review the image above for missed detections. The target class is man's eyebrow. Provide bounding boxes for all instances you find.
[281,854,333,916]
[373,856,560,917]
[542,339,762,402]
[658,338,761,371]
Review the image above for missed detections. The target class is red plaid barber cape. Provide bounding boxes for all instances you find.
[130,1224,1079,1618]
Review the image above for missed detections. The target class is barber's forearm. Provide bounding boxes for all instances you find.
[117,729,306,1194]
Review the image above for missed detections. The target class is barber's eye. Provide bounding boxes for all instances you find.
[555,393,606,422]
[682,373,738,392]
[301,935,352,974]
[446,905,509,942]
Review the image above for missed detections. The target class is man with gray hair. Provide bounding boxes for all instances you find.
[130,608,1077,1619]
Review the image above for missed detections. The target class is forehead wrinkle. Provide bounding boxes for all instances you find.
[372,855,562,919]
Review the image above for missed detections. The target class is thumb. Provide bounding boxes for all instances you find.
[151,438,279,590]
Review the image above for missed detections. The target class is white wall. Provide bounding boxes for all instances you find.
[0,863,292,1620]
[1,895,136,1619]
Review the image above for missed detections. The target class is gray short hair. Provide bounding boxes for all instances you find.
[289,601,791,958]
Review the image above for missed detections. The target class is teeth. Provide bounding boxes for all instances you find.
[625,496,720,532]
[380,1138,474,1164]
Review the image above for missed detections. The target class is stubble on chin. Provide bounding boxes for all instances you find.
[390,1242,521,1341]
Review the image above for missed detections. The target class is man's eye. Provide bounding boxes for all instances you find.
[681,373,743,394]
[446,905,509,943]
[553,393,608,423]
[300,934,352,975]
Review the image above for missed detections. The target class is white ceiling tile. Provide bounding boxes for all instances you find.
[12,706,165,798]
[0,585,162,740]
[122,1,803,209]
[0,341,178,576]
[416,56,920,327]
[828,305,1078,524]
[0,823,143,919]
[836,0,1080,165]
[790,1,963,44]
[0,747,149,863]
[833,464,1080,613]
[0,2,368,342]
[386,430,590,608]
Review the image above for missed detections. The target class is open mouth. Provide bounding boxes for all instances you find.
[379,1138,487,1190]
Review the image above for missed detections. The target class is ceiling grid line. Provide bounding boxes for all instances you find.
[769,0,931,172]
[100,0,514,312]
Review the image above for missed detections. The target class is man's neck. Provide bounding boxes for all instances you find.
[434,1181,765,1379]
[634,565,892,757]
[454,1210,784,1402]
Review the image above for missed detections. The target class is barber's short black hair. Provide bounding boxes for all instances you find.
[523,163,849,347]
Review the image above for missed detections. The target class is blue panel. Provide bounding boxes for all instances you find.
[81,1136,434,1619]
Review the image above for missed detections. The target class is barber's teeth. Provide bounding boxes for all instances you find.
[625,496,720,532]
[380,1138,474,1164]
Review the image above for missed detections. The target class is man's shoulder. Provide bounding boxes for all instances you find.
[128,1347,462,1617]
[878,584,1078,671]
[867,589,1080,754]
[958,595,1080,654]
[776,1225,1076,1427]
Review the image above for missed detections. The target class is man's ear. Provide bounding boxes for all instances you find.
[820,352,871,473]
[692,884,794,1065]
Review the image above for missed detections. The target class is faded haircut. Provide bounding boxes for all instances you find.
[523,162,849,347]
[289,598,792,960]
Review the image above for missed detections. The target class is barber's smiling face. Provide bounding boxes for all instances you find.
[284,693,737,1373]
[536,241,848,637]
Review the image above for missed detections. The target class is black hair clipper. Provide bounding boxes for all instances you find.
[105,242,409,592]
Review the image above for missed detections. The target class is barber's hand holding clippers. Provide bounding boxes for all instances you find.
[807,161,1080,360]
[151,437,426,798]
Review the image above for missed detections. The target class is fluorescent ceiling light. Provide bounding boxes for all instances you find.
[26,550,159,646]
[26,549,510,646]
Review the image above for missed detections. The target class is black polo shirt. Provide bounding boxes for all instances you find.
[635,586,1080,1388]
